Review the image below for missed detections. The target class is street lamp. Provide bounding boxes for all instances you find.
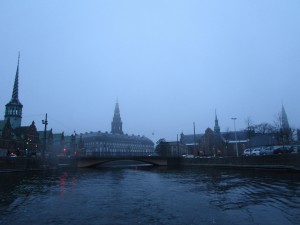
[193,122,196,156]
[231,117,239,157]
[42,113,48,159]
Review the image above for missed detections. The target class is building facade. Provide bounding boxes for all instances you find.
[82,102,154,156]
[155,140,188,156]
[0,54,40,156]
[180,108,296,157]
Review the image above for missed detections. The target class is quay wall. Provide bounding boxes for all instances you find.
[1,154,300,172]
[0,157,41,171]
[0,157,76,172]
[175,154,300,171]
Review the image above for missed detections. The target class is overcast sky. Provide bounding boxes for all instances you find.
[0,0,299,142]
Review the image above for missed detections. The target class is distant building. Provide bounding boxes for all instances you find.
[36,130,85,157]
[221,130,249,156]
[179,110,291,157]
[198,128,223,156]
[82,102,154,156]
[0,54,39,156]
[181,129,250,157]
[180,132,202,154]
[155,140,188,156]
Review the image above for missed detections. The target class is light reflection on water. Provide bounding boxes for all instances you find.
[0,167,300,225]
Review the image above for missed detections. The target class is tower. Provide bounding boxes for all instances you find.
[214,109,220,134]
[4,53,23,129]
[111,101,123,134]
[281,105,290,129]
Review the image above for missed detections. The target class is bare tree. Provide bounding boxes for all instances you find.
[273,112,282,130]
[254,123,276,134]
[245,117,255,149]
[273,113,292,146]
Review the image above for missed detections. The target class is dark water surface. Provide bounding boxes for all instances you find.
[0,166,300,225]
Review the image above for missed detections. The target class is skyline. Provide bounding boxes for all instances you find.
[0,60,295,140]
[1,1,299,141]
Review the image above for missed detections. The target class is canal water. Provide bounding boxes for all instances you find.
[0,166,300,225]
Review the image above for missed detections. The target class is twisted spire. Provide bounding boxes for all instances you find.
[4,52,23,128]
[12,52,20,101]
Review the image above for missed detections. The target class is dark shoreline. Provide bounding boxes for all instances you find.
[1,153,300,172]
[175,153,300,172]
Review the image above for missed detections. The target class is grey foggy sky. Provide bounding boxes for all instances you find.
[0,0,299,142]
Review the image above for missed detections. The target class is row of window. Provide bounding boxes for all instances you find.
[86,152,151,156]
[85,141,154,153]
[85,142,152,149]
[6,108,21,116]
[87,148,152,153]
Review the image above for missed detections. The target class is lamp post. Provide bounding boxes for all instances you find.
[231,117,238,157]
[193,122,196,156]
[42,113,48,159]
[177,134,179,157]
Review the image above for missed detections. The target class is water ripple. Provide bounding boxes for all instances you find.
[0,168,300,225]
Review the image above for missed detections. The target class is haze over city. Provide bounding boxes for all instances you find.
[0,0,299,142]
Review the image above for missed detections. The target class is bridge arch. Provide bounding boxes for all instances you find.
[76,156,169,168]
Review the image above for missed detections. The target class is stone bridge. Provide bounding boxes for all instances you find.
[76,156,180,168]
[75,154,300,171]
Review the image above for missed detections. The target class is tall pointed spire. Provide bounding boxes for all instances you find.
[111,101,123,134]
[214,109,220,134]
[281,105,290,129]
[12,52,20,101]
[4,53,23,128]
[114,100,120,115]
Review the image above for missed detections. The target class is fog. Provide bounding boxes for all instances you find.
[0,0,299,141]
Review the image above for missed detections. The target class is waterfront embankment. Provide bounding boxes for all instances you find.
[0,157,76,172]
[1,153,300,172]
[177,153,300,171]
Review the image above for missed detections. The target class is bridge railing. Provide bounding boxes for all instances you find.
[79,152,157,157]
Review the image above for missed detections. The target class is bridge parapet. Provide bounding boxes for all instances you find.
[76,156,175,168]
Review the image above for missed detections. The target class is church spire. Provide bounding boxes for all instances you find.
[214,109,220,134]
[4,53,23,128]
[12,52,20,101]
[111,101,123,134]
[281,105,290,129]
